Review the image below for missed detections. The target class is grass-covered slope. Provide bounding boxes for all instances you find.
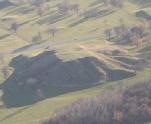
[0,0,151,124]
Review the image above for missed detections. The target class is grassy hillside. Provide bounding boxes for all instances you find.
[0,0,151,124]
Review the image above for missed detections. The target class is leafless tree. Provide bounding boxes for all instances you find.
[104,28,112,41]
[32,33,42,43]
[1,66,9,79]
[48,28,58,38]
[11,22,19,33]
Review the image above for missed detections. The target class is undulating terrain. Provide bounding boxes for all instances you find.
[0,0,151,124]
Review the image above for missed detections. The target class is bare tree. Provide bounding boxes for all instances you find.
[57,1,69,14]
[131,25,144,47]
[11,22,19,33]
[1,66,9,79]
[104,28,112,41]
[32,33,42,43]
[48,28,57,38]
[69,4,80,14]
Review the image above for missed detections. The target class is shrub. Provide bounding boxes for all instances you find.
[44,81,151,124]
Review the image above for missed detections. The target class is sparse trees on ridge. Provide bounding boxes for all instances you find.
[104,21,147,46]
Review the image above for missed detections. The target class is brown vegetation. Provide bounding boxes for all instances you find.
[44,81,151,124]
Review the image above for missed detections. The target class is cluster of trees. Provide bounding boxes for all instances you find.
[43,81,151,124]
[104,20,148,47]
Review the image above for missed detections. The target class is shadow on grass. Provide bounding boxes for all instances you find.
[89,0,104,7]
[0,51,103,108]
[37,11,70,25]
[15,6,34,15]
[0,34,10,40]
[135,10,151,20]
[69,9,114,27]
[130,0,151,5]
[0,50,135,108]
[0,1,14,9]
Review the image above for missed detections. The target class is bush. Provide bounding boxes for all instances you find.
[44,81,151,124]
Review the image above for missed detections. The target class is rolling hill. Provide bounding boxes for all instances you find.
[0,0,151,124]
